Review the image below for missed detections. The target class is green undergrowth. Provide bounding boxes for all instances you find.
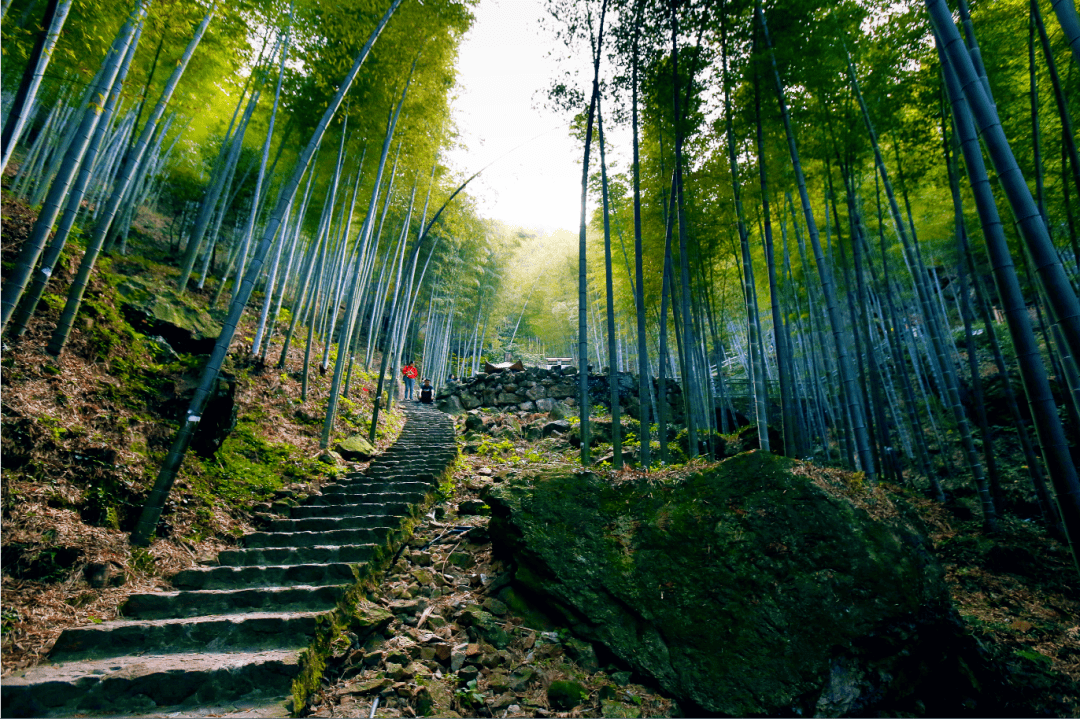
[178,418,339,542]
[291,452,459,716]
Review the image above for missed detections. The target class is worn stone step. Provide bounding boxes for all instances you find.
[380,447,454,458]
[122,585,344,620]
[48,612,321,662]
[311,487,431,503]
[172,562,360,590]
[262,514,401,534]
[358,467,437,479]
[0,404,457,718]
[322,478,436,494]
[1,649,301,718]
[243,526,391,548]
[216,543,378,567]
[290,500,413,517]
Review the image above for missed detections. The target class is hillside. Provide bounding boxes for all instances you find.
[1,187,405,675]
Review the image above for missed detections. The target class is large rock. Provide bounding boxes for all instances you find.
[336,434,376,461]
[437,394,465,415]
[116,276,222,354]
[464,412,486,433]
[484,454,984,716]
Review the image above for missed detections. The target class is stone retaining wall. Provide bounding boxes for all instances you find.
[435,365,683,422]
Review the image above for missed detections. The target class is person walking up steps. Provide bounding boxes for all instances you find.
[419,378,434,404]
[402,360,419,400]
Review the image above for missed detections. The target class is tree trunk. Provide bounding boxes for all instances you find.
[132,0,406,546]
[1,7,144,334]
[928,0,1080,378]
[1,0,72,173]
[937,29,1080,571]
[758,4,875,481]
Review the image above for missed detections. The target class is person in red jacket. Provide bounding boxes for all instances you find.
[401,360,419,400]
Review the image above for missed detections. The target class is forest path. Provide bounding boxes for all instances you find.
[1,404,457,718]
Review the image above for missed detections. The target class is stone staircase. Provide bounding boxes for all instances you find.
[2,403,456,717]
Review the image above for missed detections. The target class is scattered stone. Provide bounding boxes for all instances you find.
[601,699,642,718]
[564,637,600,671]
[611,670,632,686]
[477,467,493,476]
[541,420,570,437]
[83,562,125,588]
[450,646,467,672]
[509,667,536,691]
[385,649,411,665]
[458,665,480,683]
[414,685,434,715]
[482,597,507,616]
[447,551,475,568]
[318,451,341,465]
[349,599,394,637]
[488,671,511,692]
[389,599,421,616]
[465,413,486,433]
[458,499,489,516]
[527,398,551,414]
[490,692,516,710]
[344,676,392,695]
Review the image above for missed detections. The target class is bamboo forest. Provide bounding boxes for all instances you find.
[2,0,1079,715]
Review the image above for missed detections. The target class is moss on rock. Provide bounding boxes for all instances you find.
[484,453,981,716]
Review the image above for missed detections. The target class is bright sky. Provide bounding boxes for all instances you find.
[445,0,582,233]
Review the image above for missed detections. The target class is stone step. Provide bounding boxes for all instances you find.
[379,447,455,458]
[321,478,436,494]
[172,563,360,590]
[1,404,457,718]
[122,585,344,620]
[263,514,402,534]
[48,612,321,662]
[290,500,413,517]
[307,490,428,507]
[1,649,301,718]
[216,543,378,567]
[243,526,391,548]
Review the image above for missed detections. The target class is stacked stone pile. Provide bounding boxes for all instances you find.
[437,365,683,422]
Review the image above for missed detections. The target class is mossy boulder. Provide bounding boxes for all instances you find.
[484,453,985,716]
[547,680,587,710]
[335,434,376,461]
[116,276,222,354]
